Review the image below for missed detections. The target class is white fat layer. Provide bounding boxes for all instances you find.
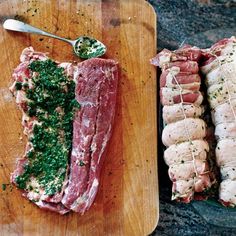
[79,101,95,107]
[206,60,236,86]
[159,54,171,67]
[220,180,236,205]
[202,38,236,204]
[164,140,209,166]
[83,118,90,127]
[213,99,236,125]
[207,81,236,109]
[216,139,236,166]
[163,104,203,124]
[162,118,206,147]
[97,125,111,164]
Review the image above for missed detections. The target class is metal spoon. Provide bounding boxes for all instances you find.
[3,19,106,59]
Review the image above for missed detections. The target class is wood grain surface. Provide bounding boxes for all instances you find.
[0,0,158,235]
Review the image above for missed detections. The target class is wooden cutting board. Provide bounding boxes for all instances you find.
[0,0,158,235]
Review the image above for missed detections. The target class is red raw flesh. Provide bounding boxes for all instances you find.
[160,71,200,90]
[11,48,119,214]
[62,58,118,213]
[173,92,200,104]
[220,200,232,207]
[160,88,202,106]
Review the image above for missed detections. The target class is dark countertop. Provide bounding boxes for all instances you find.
[148,1,236,235]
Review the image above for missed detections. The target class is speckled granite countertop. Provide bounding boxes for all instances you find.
[148,1,236,235]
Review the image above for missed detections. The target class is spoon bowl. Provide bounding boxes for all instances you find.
[73,36,106,59]
[3,19,106,59]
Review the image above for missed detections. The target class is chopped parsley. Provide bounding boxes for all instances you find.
[79,160,85,166]
[15,59,80,195]
[15,81,22,90]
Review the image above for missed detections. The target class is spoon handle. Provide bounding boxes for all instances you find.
[3,19,74,45]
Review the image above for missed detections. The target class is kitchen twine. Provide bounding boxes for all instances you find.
[167,69,199,181]
[162,45,235,196]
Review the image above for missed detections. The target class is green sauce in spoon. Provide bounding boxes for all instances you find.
[3,19,107,59]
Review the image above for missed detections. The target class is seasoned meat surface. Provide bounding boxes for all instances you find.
[10,47,118,214]
[201,36,236,207]
[152,45,213,203]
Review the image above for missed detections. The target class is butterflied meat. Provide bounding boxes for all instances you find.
[151,45,213,203]
[10,47,73,214]
[201,36,236,207]
[10,47,118,214]
[33,200,70,214]
[61,58,118,213]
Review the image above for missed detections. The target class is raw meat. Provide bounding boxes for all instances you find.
[162,104,203,124]
[160,88,203,106]
[151,46,213,203]
[62,58,118,214]
[160,71,201,90]
[164,140,209,166]
[201,36,236,207]
[10,47,118,214]
[162,118,206,146]
[10,47,71,214]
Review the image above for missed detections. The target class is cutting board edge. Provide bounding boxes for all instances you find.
[144,1,159,235]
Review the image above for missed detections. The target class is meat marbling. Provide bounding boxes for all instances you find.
[10,47,118,214]
[62,58,118,213]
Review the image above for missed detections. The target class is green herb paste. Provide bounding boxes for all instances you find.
[15,59,80,196]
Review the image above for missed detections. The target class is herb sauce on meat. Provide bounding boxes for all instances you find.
[15,59,80,196]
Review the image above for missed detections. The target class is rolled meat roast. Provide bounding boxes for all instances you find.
[201,36,236,207]
[151,46,213,202]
